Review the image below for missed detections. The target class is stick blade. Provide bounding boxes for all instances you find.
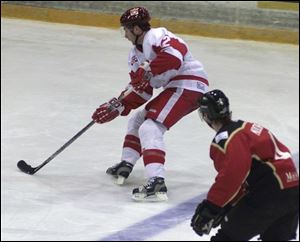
[17,160,35,175]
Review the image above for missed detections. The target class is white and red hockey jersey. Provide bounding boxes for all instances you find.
[120,27,209,115]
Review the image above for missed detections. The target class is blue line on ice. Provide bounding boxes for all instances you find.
[99,193,206,241]
[99,152,299,241]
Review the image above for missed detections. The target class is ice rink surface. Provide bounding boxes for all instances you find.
[1,18,299,241]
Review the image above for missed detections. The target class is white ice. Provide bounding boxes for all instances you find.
[1,18,299,241]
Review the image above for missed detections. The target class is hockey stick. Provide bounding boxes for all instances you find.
[17,120,96,174]
[17,88,133,175]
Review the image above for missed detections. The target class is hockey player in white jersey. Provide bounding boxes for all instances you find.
[92,7,209,201]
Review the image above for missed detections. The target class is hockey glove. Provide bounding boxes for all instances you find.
[130,61,152,92]
[191,199,224,236]
[92,97,124,124]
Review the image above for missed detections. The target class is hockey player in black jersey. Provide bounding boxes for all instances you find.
[191,89,299,241]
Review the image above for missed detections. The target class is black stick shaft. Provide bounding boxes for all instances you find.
[21,88,133,174]
[32,120,95,173]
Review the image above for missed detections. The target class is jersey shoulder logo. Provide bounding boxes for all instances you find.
[250,123,263,136]
[215,131,229,144]
[212,120,245,152]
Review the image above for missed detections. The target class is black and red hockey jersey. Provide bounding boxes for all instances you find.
[207,120,299,207]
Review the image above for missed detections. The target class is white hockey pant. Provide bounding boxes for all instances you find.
[121,109,167,179]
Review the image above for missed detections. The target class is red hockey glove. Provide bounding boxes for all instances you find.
[92,97,124,124]
[130,61,152,92]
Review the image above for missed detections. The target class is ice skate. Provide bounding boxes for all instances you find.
[132,176,168,202]
[106,161,133,185]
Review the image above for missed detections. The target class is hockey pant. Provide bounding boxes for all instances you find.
[122,114,167,178]
[211,186,299,241]
[121,88,202,179]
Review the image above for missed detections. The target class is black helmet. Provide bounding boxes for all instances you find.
[199,89,231,121]
[120,7,151,31]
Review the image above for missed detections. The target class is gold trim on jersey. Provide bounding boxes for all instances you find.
[222,170,250,207]
[211,122,247,154]
[252,154,284,189]
[265,161,284,189]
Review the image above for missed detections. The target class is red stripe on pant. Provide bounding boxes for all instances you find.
[123,135,142,155]
[143,149,166,166]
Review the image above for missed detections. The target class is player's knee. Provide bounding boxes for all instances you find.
[127,110,146,131]
[138,119,166,149]
[138,119,156,140]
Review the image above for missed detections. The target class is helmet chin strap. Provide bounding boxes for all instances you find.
[129,26,144,46]
[134,31,145,46]
[127,26,145,51]
[133,32,144,51]
[134,35,139,45]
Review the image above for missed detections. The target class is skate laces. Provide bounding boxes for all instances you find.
[144,177,160,189]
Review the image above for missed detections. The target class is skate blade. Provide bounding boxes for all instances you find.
[116,176,125,185]
[132,192,168,202]
[107,173,126,185]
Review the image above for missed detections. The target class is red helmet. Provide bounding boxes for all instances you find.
[120,7,151,30]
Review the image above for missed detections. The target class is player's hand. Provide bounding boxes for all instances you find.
[130,61,152,92]
[92,97,124,124]
[191,200,223,236]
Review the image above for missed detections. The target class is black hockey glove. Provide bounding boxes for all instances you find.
[191,199,227,236]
